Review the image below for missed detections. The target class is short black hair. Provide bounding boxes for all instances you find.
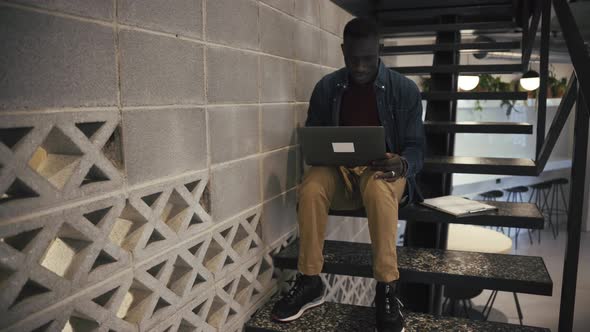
[343,17,379,42]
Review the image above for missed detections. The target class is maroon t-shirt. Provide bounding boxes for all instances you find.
[339,82,380,126]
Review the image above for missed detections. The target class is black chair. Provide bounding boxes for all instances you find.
[547,178,569,236]
[479,190,504,201]
[481,289,524,325]
[479,190,504,232]
[528,181,556,242]
[504,186,533,249]
[442,287,483,319]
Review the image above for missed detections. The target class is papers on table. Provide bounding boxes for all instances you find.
[420,195,498,217]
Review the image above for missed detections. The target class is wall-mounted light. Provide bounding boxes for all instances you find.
[520,70,540,91]
[458,75,480,91]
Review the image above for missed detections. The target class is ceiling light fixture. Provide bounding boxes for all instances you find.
[520,70,540,91]
[458,75,480,91]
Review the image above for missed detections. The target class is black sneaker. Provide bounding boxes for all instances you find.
[271,273,325,322]
[374,280,405,332]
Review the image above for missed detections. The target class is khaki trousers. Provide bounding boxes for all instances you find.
[297,166,406,282]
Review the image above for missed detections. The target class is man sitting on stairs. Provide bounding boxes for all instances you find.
[271,17,425,332]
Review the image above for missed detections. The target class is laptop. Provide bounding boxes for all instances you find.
[298,126,386,166]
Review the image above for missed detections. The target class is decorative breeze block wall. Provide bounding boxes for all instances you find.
[0,0,353,330]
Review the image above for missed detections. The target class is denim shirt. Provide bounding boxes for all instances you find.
[305,60,425,204]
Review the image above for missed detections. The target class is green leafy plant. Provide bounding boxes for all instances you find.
[473,74,518,114]
[548,66,568,98]
[526,65,568,99]
[420,76,431,92]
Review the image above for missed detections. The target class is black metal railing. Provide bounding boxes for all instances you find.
[535,1,590,331]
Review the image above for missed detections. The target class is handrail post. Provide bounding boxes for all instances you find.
[552,0,590,115]
[536,0,550,159]
[536,74,577,173]
[558,89,589,332]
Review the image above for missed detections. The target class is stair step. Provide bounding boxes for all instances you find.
[380,21,518,37]
[393,64,523,74]
[245,296,550,332]
[274,240,553,296]
[377,3,514,22]
[376,0,514,10]
[424,121,533,134]
[421,91,528,100]
[332,0,515,19]
[328,200,544,229]
[424,156,537,175]
[381,41,521,55]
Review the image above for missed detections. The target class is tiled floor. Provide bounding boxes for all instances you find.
[468,220,590,332]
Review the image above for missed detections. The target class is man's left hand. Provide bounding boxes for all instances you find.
[369,153,404,182]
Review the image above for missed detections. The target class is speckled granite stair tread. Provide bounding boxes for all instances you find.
[274,240,552,295]
[329,201,544,229]
[245,295,550,332]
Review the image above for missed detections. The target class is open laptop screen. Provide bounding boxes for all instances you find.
[299,126,386,166]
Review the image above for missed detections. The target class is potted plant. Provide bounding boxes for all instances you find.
[548,66,567,98]
[420,76,431,92]
[524,66,568,99]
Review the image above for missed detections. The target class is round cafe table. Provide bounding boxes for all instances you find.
[443,224,514,321]
[447,224,513,254]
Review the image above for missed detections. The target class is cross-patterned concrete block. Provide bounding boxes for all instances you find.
[0,194,131,327]
[147,288,217,332]
[118,0,203,38]
[321,274,376,307]
[132,240,214,330]
[2,269,136,332]
[202,206,264,281]
[123,170,212,261]
[212,253,275,331]
[0,6,117,110]
[143,249,275,332]
[0,110,124,219]
[327,216,368,243]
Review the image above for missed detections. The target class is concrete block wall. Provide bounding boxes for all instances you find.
[0,0,352,331]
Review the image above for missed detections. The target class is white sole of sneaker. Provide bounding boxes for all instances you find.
[272,295,325,322]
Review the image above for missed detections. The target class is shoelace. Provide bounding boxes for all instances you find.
[280,274,307,303]
[377,284,404,323]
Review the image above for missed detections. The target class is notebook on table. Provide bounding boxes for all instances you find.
[420,195,498,217]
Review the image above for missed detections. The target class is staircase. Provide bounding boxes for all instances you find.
[245,0,590,331]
